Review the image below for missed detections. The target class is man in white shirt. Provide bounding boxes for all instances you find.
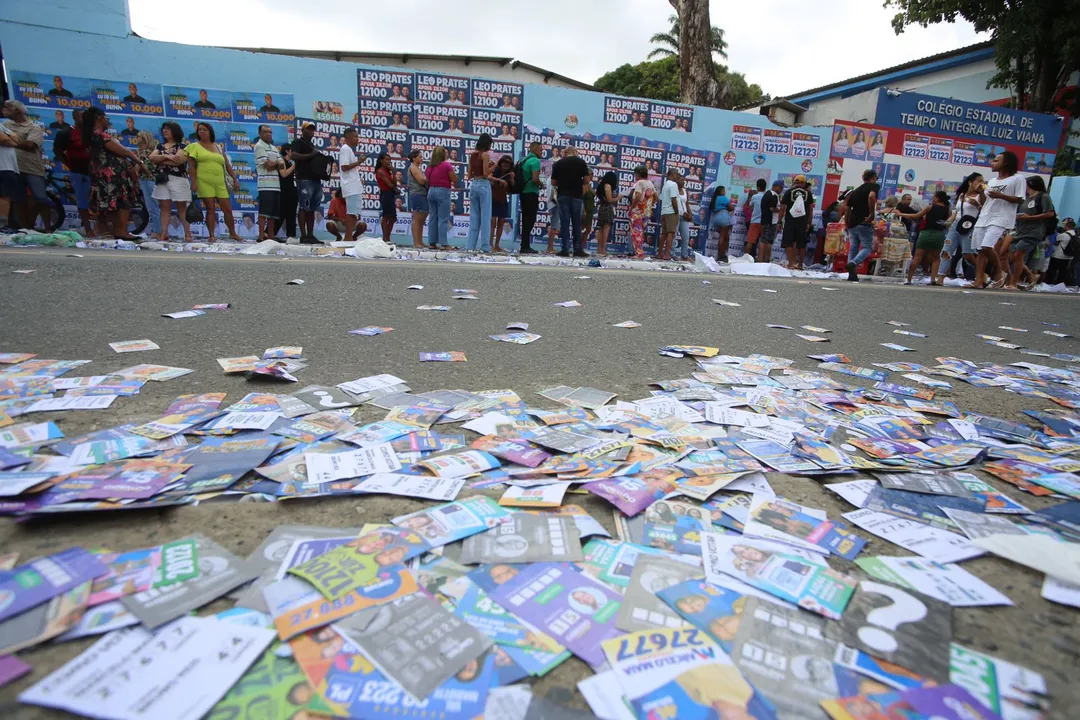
[338,126,367,242]
[253,124,282,242]
[0,119,20,233]
[659,168,680,260]
[971,151,1025,288]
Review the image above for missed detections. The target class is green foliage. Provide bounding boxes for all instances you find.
[648,13,728,60]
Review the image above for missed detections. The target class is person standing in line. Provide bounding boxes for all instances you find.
[756,179,782,264]
[1004,175,1056,289]
[148,122,192,242]
[676,174,693,260]
[374,152,398,245]
[943,172,983,280]
[81,107,148,240]
[840,168,879,282]
[337,126,367,245]
[971,151,1025,289]
[407,149,429,249]
[2,100,50,230]
[582,169,596,252]
[779,174,814,270]
[545,180,560,253]
[466,133,495,252]
[0,117,21,234]
[628,165,657,259]
[518,140,542,254]
[892,190,950,285]
[133,131,163,239]
[743,178,767,260]
[425,146,456,249]
[490,154,514,254]
[52,108,93,237]
[703,185,733,261]
[253,124,283,242]
[658,168,679,262]
[1047,218,1076,286]
[274,145,297,240]
[289,122,324,244]
[551,146,590,257]
[186,122,242,243]
[594,170,620,257]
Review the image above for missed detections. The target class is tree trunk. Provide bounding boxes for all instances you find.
[669,0,718,106]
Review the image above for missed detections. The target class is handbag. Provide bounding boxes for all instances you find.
[186,199,204,224]
[955,197,977,235]
[154,169,169,185]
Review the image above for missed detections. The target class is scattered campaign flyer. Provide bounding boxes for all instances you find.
[166,435,281,495]
[206,643,331,720]
[304,443,402,484]
[340,591,493,701]
[483,562,623,668]
[0,547,107,623]
[420,351,468,362]
[349,326,393,336]
[630,661,777,720]
[950,644,1047,720]
[25,395,118,412]
[417,449,500,478]
[856,556,1013,607]
[109,339,160,353]
[354,472,467,501]
[472,435,551,468]
[88,547,162,605]
[903,684,1006,720]
[288,526,430,600]
[843,509,984,564]
[701,531,856,619]
[602,626,736,704]
[737,439,820,473]
[69,436,159,465]
[392,495,512,547]
[121,533,258,629]
[616,554,703,633]
[162,310,206,319]
[0,580,91,654]
[877,472,974,497]
[499,483,569,508]
[263,346,303,359]
[744,496,866,559]
[20,617,275,720]
[586,469,681,516]
[863,484,985,531]
[657,578,749,652]
[460,514,583,565]
[217,356,261,373]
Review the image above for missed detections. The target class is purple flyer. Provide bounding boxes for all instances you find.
[0,547,107,623]
[485,562,623,668]
[0,654,30,688]
[903,684,1004,720]
[585,469,680,516]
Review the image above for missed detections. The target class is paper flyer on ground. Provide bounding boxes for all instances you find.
[391,495,512,546]
[460,513,583,564]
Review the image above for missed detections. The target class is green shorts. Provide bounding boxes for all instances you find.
[196,174,229,200]
[916,229,945,253]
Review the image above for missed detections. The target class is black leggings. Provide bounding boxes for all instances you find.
[520,193,539,249]
[275,188,297,238]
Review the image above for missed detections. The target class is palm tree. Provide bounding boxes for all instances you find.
[648,13,728,60]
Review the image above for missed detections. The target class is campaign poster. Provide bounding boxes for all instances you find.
[409,131,466,170]
[293,117,350,151]
[414,72,471,106]
[489,138,515,161]
[731,125,762,153]
[952,142,976,166]
[762,129,792,155]
[9,71,93,112]
[313,101,344,122]
[1024,152,1054,174]
[111,115,167,150]
[357,127,409,160]
[470,79,523,112]
[831,123,866,159]
[575,137,620,174]
[620,138,666,186]
[867,129,888,161]
[647,101,694,132]
[603,96,650,127]
[928,137,954,164]
[357,99,413,131]
[90,79,165,117]
[792,132,820,159]
[413,103,471,135]
[725,165,772,257]
[902,134,930,160]
[470,109,521,140]
[231,91,295,125]
[163,85,234,122]
[973,144,1006,166]
[356,69,415,103]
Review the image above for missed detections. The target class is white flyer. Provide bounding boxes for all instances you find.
[20,617,275,720]
[825,479,878,508]
[24,394,119,413]
[417,450,500,479]
[742,496,828,555]
[973,534,1080,586]
[304,443,401,483]
[724,472,775,496]
[52,376,109,390]
[0,472,56,497]
[843,509,984,564]
[207,411,281,431]
[702,405,769,427]
[578,670,636,720]
[355,472,466,502]
[856,555,1013,607]
[633,396,704,423]
[1042,576,1080,608]
[337,373,406,396]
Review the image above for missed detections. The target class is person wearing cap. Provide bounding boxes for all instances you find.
[779,174,814,270]
[756,179,783,263]
[290,122,324,243]
[1047,218,1077,286]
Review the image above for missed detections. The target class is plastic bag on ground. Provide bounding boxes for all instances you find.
[693,252,720,273]
[346,237,396,259]
[729,261,793,277]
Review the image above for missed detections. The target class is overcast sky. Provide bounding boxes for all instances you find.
[129,0,987,97]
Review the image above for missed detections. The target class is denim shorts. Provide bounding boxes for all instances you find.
[408,192,429,213]
[14,173,48,204]
[297,179,323,212]
[68,172,91,210]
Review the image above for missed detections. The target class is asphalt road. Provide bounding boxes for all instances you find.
[1,247,1078,718]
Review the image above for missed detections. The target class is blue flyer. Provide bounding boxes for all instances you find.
[656,578,747,652]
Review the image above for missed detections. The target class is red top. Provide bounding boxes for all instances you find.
[425,161,454,189]
[376,167,395,192]
[328,195,346,220]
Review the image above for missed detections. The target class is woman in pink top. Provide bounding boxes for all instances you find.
[424,146,457,249]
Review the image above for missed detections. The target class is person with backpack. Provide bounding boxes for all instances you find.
[514,141,542,254]
[839,168,879,282]
[779,174,815,270]
[53,108,93,237]
[1047,218,1077,286]
[1005,175,1056,289]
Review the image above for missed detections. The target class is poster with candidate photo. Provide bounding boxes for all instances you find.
[470,78,523,112]
[358,99,413,131]
[90,79,165,117]
[415,72,471,105]
[412,103,471,135]
[9,71,93,112]
[647,100,694,132]
[470,109,521,141]
[231,91,295,124]
[357,69,415,103]
[163,85,234,122]
[603,96,651,127]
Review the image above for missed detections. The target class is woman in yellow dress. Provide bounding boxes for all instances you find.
[186,122,242,242]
